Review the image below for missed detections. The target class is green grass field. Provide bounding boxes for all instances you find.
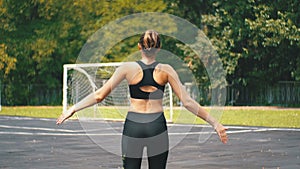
[0,106,299,128]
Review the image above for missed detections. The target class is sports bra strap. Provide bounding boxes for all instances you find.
[129,61,165,100]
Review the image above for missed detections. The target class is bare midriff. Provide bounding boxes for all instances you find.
[129,98,163,113]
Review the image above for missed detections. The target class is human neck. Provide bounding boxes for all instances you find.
[140,55,156,64]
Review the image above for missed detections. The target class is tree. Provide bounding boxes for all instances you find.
[180,0,300,87]
[164,0,300,105]
[0,0,169,105]
[0,44,16,77]
[1,0,299,105]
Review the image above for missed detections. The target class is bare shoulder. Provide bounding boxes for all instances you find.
[119,61,137,67]
[118,62,139,71]
[157,63,176,74]
[116,62,140,80]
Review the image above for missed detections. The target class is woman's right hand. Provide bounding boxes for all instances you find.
[56,107,75,125]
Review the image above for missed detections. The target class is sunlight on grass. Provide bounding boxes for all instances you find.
[0,106,299,128]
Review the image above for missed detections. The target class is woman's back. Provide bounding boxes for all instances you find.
[123,60,169,113]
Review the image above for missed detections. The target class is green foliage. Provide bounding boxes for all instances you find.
[294,57,300,80]
[0,0,168,105]
[0,0,299,106]
[168,0,300,87]
[0,44,16,76]
[199,0,300,88]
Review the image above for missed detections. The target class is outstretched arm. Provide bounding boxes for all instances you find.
[56,65,127,125]
[166,65,228,144]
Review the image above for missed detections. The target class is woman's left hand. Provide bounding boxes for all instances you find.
[215,124,228,144]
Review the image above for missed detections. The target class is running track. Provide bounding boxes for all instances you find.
[0,116,299,169]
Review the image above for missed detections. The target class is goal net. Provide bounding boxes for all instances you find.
[63,62,173,122]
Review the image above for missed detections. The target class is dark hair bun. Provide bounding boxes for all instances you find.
[139,30,161,56]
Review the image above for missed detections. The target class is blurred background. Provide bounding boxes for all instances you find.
[0,0,299,107]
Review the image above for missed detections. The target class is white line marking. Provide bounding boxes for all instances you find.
[0,116,55,121]
[0,124,123,133]
[1,116,299,131]
[1,127,300,136]
[0,131,121,136]
[0,124,78,133]
[169,124,300,131]
[1,116,300,137]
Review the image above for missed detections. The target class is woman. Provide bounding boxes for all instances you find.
[57,30,228,169]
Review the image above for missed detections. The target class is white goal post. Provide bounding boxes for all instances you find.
[63,62,174,122]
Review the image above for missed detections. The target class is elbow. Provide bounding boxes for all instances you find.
[94,86,111,103]
[95,95,103,103]
[95,91,104,103]
[182,97,194,110]
[182,96,200,115]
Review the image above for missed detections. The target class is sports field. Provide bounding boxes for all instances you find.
[0,114,299,169]
[1,106,299,168]
[1,106,300,128]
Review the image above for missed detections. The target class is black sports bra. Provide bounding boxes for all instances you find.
[129,61,165,100]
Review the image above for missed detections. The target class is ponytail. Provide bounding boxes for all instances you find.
[139,30,161,56]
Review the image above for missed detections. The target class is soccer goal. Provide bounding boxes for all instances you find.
[63,62,174,122]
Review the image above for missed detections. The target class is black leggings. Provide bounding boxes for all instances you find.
[122,112,169,169]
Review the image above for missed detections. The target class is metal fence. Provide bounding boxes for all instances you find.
[0,82,299,107]
[227,81,300,106]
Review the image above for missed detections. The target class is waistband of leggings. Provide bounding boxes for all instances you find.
[126,111,165,123]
